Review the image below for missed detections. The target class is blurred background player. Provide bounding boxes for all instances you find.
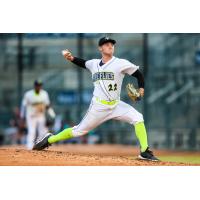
[20,80,55,150]
[33,37,159,161]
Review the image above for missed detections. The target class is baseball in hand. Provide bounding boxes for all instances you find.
[62,50,68,56]
[62,49,74,61]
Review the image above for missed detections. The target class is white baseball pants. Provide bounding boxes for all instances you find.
[72,97,144,137]
[26,115,48,149]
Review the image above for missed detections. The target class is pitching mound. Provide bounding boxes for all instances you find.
[0,144,197,166]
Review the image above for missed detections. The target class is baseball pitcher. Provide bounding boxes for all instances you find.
[33,37,159,161]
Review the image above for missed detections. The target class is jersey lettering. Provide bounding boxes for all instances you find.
[92,72,114,82]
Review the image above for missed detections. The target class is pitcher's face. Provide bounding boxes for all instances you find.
[99,42,115,56]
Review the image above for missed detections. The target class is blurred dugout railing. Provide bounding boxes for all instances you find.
[0,33,200,150]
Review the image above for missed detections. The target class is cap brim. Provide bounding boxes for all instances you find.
[99,39,116,46]
[34,82,43,86]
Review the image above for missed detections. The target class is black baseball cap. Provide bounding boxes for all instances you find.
[34,79,43,86]
[98,37,116,46]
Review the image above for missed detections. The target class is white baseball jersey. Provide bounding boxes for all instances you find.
[21,89,50,118]
[85,56,139,101]
[72,56,143,137]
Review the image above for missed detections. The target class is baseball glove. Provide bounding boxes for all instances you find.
[45,107,56,126]
[126,83,141,102]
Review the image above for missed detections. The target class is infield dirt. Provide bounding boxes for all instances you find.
[0,144,199,166]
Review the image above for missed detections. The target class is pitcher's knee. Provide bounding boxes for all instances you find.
[139,113,144,121]
[134,113,144,124]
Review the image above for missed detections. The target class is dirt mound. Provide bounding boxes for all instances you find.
[0,144,196,166]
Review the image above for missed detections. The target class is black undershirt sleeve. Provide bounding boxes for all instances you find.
[131,69,145,88]
[71,57,87,69]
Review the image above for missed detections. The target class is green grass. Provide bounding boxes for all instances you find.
[159,156,200,165]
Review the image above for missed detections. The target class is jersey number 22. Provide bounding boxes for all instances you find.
[108,83,117,91]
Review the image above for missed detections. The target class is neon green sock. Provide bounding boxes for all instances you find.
[48,128,73,144]
[134,122,148,152]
